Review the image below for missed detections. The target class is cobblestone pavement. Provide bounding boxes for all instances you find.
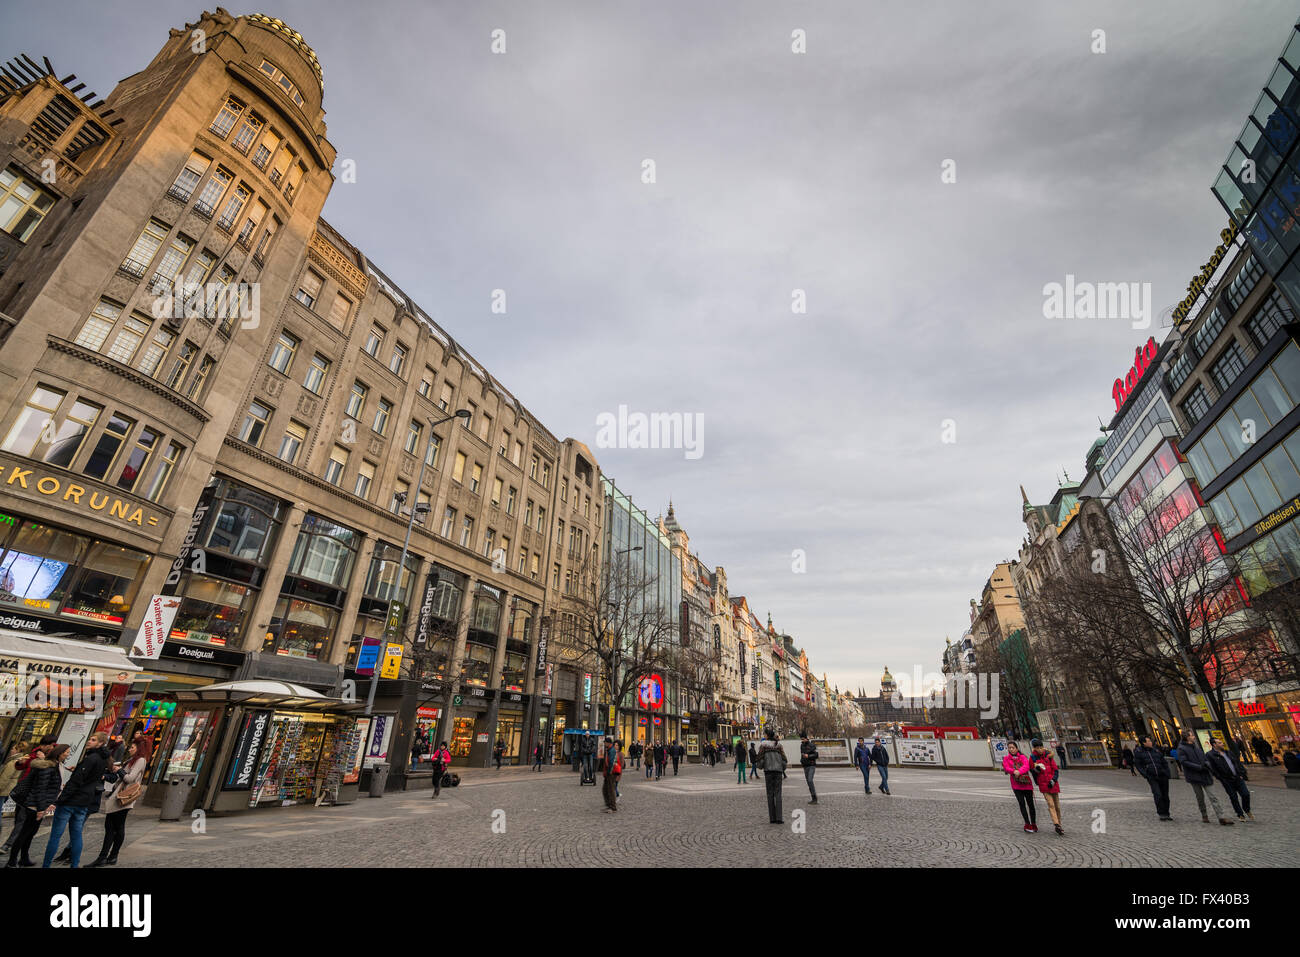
[15,763,1299,867]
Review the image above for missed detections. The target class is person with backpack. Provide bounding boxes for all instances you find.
[756,729,787,823]
[798,732,819,804]
[1002,741,1037,833]
[1030,738,1063,835]
[1206,737,1253,822]
[85,737,150,868]
[870,737,892,795]
[601,737,621,813]
[1177,730,1234,826]
[853,737,874,795]
[429,741,452,798]
[1132,735,1173,821]
[5,743,67,868]
[42,731,112,868]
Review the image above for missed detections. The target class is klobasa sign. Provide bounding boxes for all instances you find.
[1112,337,1159,413]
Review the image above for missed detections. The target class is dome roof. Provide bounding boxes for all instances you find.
[244,13,324,89]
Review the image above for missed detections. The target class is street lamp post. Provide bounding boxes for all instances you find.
[365,408,471,717]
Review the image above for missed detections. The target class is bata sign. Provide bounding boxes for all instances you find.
[1112,337,1159,413]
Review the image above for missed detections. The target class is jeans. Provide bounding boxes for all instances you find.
[1189,781,1226,819]
[671,757,680,775]
[803,765,817,800]
[748,761,759,780]
[645,761,654,779]
[1013,788,1036,825]
[858,763,872,792]
[764,771,783,822]
[1219,777,1251,817]
[736,761,747,784]
[1143,775,1171,816]
[42,805,91,868]
[876,764,889,791]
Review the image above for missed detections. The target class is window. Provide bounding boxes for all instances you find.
[123,219,168,275]
[553,564,561,589]
[238,400,272,447]
[499,430,510,458]
[303,353,330,394]
[268,331,298,373]
[438,382,453,412]
[530,454,539,480]
[460,516,474,548]
[74,299,122,353]
[537,506,546,533]
[441,507,457,539]
[426,433,441,469]
[584,495,591,518]
[501,535,511,561]
[117,427,158,492]
[164,342,198,391]
[372,399,392,436]
[525,499,534,525]
[507,486,517,515]
[478,412,492,443]
[0,167,55,241]
[390,343,408,377]
[345,381,367,419]
[541,463,551,488]
[143,441,183,502]
[44,399,101,469]
[230,111,264,155]
[483,527,496,558]
[354,461,375,499]
[217,184,249,231]
[418,369,434,398]
[151,232,194,287]
[1210,342,1247,394]
[105,315,148,365]
[561,479,568,504]
[324,445,348,485]
[470,462,482,494]
[278,421,307,464]
[186,355,214,400]
[295,269,323,309]
[557,519,565,545]
[327,293,352,328]
[405,420,422,455]
[183,249,216,288]
[83,413,134,480]
[1,385,63,458]
[251,128,280,171]
[517,549,527,574]
[391,480,411,514]
[195,166,231,214]
[513,441,523,466]
[257,60,306,109]
[492,477,503,505]
[209,97,245,137]
[1245,290,1294,349]
[453,452,467,484]
[1182,385,1211,425]
[170,152,209,201]
[462,401,475,430]
[364,326,384,358]
[531,553,540,580]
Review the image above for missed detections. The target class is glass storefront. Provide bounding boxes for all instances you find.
[495,711,523,763]
[449,715,475,758]
[263,514,358,660]
[412,565,466,684]
[345,542,421,669]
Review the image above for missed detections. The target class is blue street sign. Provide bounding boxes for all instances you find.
[356,638,382,676]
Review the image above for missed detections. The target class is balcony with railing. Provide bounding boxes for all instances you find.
[117,257,149,280]
[192,200,215,220]
[165,184,194,205]
[215,214,236,235]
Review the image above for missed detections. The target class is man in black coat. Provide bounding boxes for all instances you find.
[670,740,682,775]
[1207,737,1253,821]
[1132,735,1173,821]
[799,732,819,804]
[42,732,111,868]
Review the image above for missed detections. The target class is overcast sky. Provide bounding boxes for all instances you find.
[10,2,1294,696]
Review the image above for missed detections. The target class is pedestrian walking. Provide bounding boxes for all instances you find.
[757,729,787,823]
[1029,738,1063,835]
[671,740,682,775]
[654,742,666,780]
[799,732,818,804]
[493,738,506,769]
[1207,737,1253,822]
[704,741,714,767]
[870,737,891,794]
[1234,736,1251,764]
[533,742,544,771]
[1177,730,1234,826]
[429,741,452,798]
[629,741,642,770]
[601,737,621,813]
[86,737,150,868]
[735,740,748,784]
[0,740,29,847]
[1250,734,1272,766]
[747,742,759,781]
[5,743,67,868]
[42,731,111,868]
[1133,735,1173,821]
[852,737,873,795]
[1002,741,1038,833]
[644,741,654,779]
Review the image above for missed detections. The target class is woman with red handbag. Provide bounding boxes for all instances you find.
[1002,742,1038,833]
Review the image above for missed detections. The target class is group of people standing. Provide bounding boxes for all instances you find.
[0,730,152,868]
[1132,731,1256,825]
[851,737,891,795]
[627,740,686,779]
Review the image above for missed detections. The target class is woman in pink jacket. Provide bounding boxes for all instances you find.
[1030,738,1063,835]
[1002,742,1037,832]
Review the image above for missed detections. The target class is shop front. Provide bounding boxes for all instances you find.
[1225,689,1300,757]
[148,679,366,814]
[0,629,141,757]
[448,686,492,766]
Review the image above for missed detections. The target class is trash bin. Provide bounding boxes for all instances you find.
[368,762,390,797]
[159,772,198,821]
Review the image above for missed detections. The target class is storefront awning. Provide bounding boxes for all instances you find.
[174,679,365,712]
[0,629,143,677]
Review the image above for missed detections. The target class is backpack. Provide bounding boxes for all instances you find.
[761,745,787,772]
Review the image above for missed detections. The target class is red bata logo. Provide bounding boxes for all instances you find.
[1112,337,1158,412]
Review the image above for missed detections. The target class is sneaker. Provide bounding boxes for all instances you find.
[1218,818,1235,826]
[1246,812,1255,821]
[1028,824,1038,833]
[1054,824,1064,835]
[1237,816,1246,822]
[1159,816,1173,821]
[1023,823,1033,832]
[809,798,818,805]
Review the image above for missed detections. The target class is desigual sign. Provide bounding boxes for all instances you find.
[1112,337,1159,412]
[0,460,161,529]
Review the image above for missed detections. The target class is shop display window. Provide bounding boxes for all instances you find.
[264,597,338,659]
[449,716,474,757]
[162,709,214,778]
[462,641,494,686]
[204,483,285,563]
[288,515,358,588]
[171,574,252,646]
[60,542,149,623]
[0,519,87,612]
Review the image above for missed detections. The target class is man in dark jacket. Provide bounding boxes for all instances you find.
[757,730,787,823]
[1132,735,1173,821]
[852,738,873,794]
[1177,730,1233,826]
[670,740,682,775]
[1250,734,1274,766]
[1207,737,1253,822]
[799,732,818,804]
[600,737,620,813]
[41,732,112,868]
[871,737,891,795]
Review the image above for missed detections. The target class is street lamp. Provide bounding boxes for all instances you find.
[365,408,472,716]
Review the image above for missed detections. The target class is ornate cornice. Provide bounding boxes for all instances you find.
[46,337,210,423]
[307,230,368,301]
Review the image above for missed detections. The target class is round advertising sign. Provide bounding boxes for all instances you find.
[638,674,664,710]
